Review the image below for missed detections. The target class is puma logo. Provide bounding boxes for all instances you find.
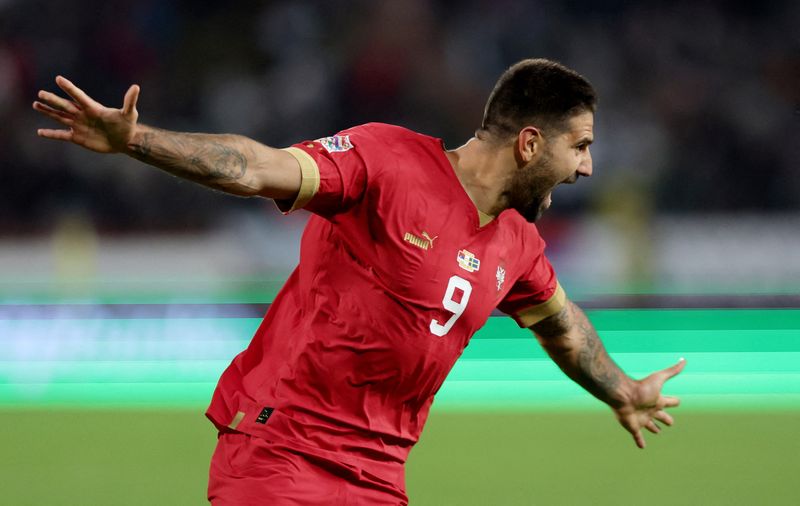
[404,231,438,250]
[421,232,438,248]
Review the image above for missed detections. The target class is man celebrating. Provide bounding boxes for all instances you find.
[34,58,685,505]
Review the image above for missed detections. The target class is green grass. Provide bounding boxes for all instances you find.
[409,410,800,505]
[0,409,213,506]
[1,409,798,505]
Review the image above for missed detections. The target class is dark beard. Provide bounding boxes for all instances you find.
[506,186,546,222]
[520,195,547,222]
[505,152,553,223]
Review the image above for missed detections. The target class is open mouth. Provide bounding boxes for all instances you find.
[545,174,578,208]
[561,173,579,185]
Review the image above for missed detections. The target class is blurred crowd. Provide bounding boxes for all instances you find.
[1,0,797,234]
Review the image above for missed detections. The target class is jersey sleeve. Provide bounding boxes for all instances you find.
[497,241,566,328]
[275,128,373,217]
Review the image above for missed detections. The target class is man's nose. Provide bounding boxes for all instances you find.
[578,150,593,177]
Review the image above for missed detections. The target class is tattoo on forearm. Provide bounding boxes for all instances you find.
[129,128,249,191]
[534,302,625,406]
[574,308,622,399]
[531,305,571,338]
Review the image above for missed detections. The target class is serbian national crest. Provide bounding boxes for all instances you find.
[496,265,506,291]
[457,249,480,272]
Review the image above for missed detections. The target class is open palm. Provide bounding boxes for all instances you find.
[613,358,686,449]
[33,76,140,154]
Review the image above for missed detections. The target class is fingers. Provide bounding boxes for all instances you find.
[632,429,645,449]
[55,75,100,110]
[654,410,674,426]
[33,101,74,126]
[37,90,81,114]
[37,128,74,142]
[661,395,680,408]
[645,420,661,434]
[122,84,140,116]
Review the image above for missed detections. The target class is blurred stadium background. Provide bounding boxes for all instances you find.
[1,0,798,504]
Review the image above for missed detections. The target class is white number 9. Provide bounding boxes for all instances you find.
[430,275,472,337]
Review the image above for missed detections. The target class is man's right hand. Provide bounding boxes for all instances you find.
[33,76,140,154]
[33,76,304,200]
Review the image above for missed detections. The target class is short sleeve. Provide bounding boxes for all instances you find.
[276,129,371,217]
[497,247,566,328]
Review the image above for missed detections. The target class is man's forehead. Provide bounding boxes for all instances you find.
[566,111,594,139]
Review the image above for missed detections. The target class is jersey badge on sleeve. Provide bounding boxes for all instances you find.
[496,265,506,291]
[457,249,480,272]
[317,135,353,153]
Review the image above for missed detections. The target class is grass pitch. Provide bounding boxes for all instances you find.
[1,408,797,505]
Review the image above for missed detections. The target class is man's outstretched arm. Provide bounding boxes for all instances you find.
[530,299,685,449]
[33,76,301,199]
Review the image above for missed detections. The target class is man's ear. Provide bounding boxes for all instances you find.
[516,126,543,164]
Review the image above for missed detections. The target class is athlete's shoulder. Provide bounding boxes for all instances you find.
[344,122,440,147]
[339,123,447,179]
[346,122,423,136]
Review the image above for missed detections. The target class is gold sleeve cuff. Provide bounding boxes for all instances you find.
[227,411,245,430]
[276,147,321,212]
[515,282,566,327]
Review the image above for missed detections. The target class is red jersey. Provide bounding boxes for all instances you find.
[206,123,564,498]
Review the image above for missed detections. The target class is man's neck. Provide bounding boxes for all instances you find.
[444,137,515,218]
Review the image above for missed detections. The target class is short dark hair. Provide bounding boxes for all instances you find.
[479,58,597,140]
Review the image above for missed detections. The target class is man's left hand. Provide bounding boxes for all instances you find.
[612,358,686,449]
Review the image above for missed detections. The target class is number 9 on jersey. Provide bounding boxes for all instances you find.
[429,275,472,337]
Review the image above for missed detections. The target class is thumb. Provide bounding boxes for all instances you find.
[655,357,686,384]
[667,357,687,377]
[122,84,140,117]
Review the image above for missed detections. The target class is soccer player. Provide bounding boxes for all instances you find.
[34,59,685,505]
